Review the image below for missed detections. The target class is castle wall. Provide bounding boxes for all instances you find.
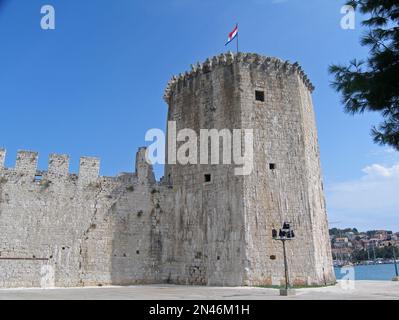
[0,148,168,288]
[297,79,335,284]
[237,57,334,286]
[0,52,335,288]
[164,55,247,286]
[164,52,335,286]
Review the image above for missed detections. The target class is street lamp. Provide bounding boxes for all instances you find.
[272,222,295,296]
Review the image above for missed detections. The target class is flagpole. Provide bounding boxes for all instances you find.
[236,23,239,54]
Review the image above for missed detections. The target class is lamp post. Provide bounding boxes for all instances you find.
[272,222,295,296]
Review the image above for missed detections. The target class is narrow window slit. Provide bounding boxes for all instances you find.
[255,90,265,102]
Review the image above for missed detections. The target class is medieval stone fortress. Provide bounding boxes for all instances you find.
[0,52,335,288]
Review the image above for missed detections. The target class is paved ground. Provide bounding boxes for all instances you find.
[0,281,397,300]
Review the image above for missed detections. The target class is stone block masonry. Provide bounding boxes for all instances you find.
[0,52,335,288]
[0,149,5,169]
[0,148,169,287]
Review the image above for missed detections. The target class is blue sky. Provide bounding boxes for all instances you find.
[0,0,397,231]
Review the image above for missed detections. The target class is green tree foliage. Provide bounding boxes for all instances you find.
[329,228,359,236]
[352,245,398,261]
[329,0,399,149]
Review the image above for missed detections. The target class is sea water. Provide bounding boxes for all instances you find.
[335,263,399,281]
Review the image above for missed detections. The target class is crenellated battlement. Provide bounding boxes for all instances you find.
[0,146,162,288]
[48,154,70,178]
[0,148,155,185]
[163,52,315,103]
[79,156,100,184]
[0,149,6,169]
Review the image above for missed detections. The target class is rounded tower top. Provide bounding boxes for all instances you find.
[163,52,315,103]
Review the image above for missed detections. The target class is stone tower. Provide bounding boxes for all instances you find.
[163,52,335,286]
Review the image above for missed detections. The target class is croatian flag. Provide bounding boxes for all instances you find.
[225,24,238,46]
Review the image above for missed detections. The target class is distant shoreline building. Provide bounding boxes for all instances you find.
[0,52,335,288]
[330,228,399,264]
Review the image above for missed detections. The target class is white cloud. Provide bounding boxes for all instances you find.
[326,162,399,231]
[362,163,399,178]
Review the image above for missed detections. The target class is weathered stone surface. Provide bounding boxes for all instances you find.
[0,148,165,287]
[163,52,335,286]
[0,52,335,288]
